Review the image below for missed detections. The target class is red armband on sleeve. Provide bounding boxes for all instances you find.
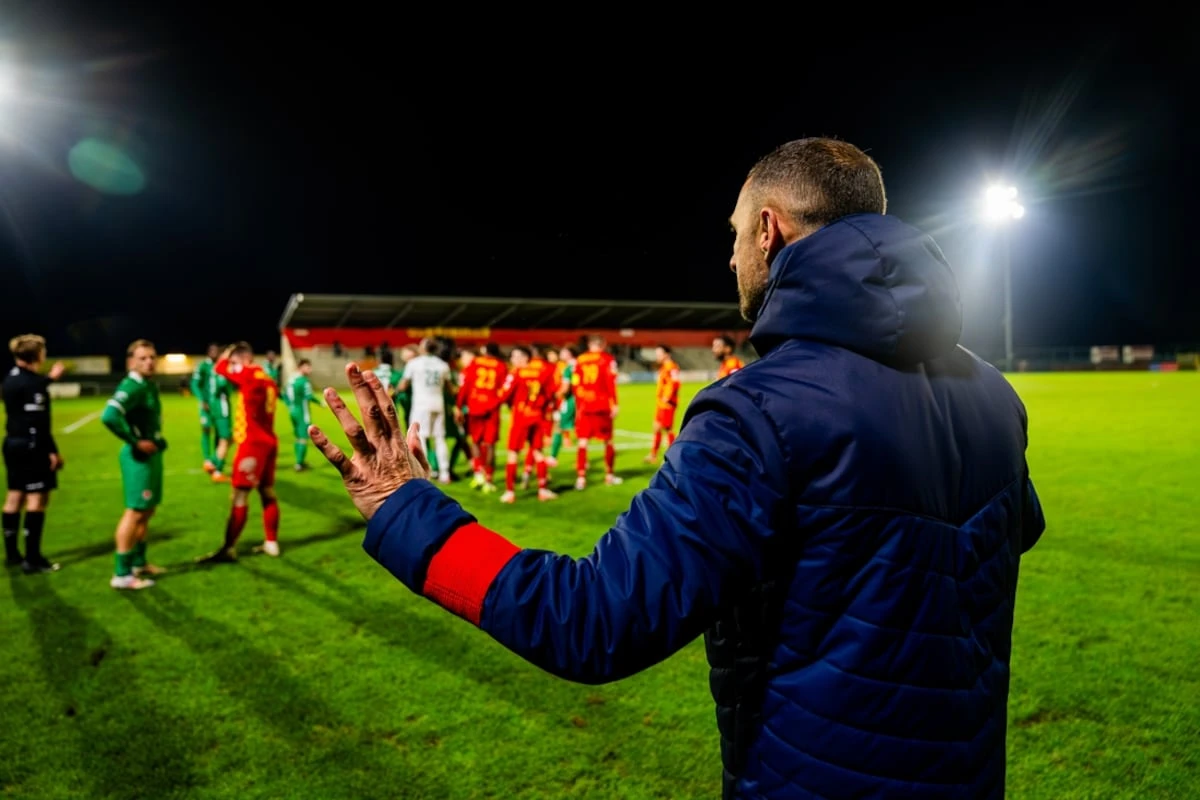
[422,523,520,625]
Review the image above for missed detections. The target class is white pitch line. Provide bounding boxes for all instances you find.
[613,428,655,441]
[62,410,103,434]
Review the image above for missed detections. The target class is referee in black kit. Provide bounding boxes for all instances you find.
[3,334,66,574]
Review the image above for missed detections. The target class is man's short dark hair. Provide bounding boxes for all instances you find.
[483,343,501,357]
[717,334,735,348]
[657,344,672,354]
[511,345,530,359]
[231,341,252,357]
[746,138,886,230]
[381,351,394,365]
[563,345,579,358]
[297,358,311,367]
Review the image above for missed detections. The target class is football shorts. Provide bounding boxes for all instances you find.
[232,440,278,490]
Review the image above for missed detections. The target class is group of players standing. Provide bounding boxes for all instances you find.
[3,330,744,589]
[377,335,624,504]
[2,334,295,591]
[388,333,743,505]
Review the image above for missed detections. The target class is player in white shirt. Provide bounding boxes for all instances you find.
[397,339,452,484]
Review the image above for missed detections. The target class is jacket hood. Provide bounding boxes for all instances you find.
[749,214,962,364]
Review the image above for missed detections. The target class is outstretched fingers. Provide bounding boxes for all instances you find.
[346,363,390,442]
[364,369,403,444]
[406,422,430,477]
[324,386,371,455]
[309,425,354,478]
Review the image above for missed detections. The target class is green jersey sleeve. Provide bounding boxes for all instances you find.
[286,375,313,409]
[375,363,393,390]
[102,376,145,445]
[190,360,211,402]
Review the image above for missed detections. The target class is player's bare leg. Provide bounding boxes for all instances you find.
[501,449,520,503]
[534,449,556,502]
[252,485,280,557]
[197,487,250,563]
[575,437,590,490]
[132,507,166,577]
[111,509,154,589]
[645,420,665,463]
[212,438,230,483]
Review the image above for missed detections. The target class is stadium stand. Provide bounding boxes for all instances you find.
[276,294,753,387]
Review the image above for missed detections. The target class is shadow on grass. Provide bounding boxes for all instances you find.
[543,458,657,493]
[130,588,446,799]
[158,478,364,575]
[243,557,644,729]
[8,572,201,798]
[274,474,363,526]
[51,531,183,567]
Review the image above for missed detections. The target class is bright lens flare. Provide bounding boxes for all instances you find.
[982,184,1024,223]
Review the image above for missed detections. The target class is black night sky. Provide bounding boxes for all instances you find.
[1,9,1195,361]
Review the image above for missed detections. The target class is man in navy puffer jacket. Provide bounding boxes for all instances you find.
[311,138,1046,799]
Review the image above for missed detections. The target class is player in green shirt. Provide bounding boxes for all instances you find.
[285,359,323,470]
[210,370,233,482]
[263,350,281,385]
[101,339,167,591]
[548,345,577,463]
[374,351,395,395]
[394,346,417,428]
[189,343,220,472]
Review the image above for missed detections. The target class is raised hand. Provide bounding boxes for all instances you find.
[310,363,429,521]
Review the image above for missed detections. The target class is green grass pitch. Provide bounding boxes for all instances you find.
[0,374,1196,798]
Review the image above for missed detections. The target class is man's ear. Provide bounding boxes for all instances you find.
[760,205,806,259]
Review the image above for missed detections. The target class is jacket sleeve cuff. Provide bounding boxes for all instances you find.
[422,523,520,625]
[362,480,477,593]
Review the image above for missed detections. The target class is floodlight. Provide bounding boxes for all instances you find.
[982,184,1024,224]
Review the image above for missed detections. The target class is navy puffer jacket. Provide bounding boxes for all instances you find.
[364,213,1045,799]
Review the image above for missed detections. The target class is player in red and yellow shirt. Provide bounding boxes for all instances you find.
[518,345,558,488]
[455,343,507,493]
[497,346,557,503]
[713,334,744,378]
[199,342,281,563]
[572,335,621,490]
[644,345,681,463]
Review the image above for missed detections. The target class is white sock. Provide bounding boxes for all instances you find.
[435,436,450,479]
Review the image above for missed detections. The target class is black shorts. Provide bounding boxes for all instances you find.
[3,439,57,494]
